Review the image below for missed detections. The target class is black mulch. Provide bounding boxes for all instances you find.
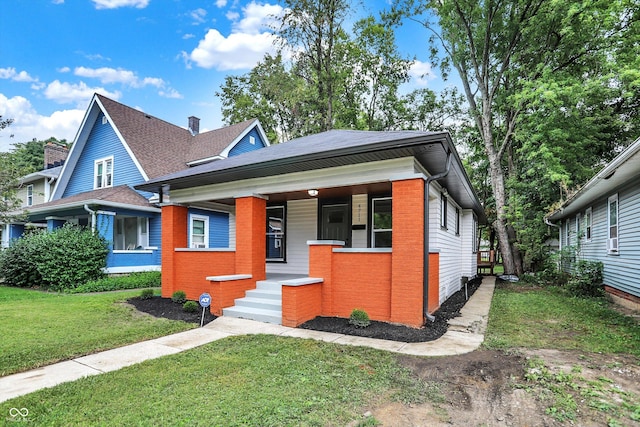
[127,296,217,326]
[127,276,483,342]
[299,276,483,343]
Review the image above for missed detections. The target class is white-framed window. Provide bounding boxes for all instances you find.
[608,194,618,253]
[371,197,392,248]
[266,206,286,260]
[440,193,448,229]
[102,115,108,125]
[249,135,256,145]
[190,214,209,248]
[94,156,113,189]
[114,217,149,250]
[585,207,592,241]
[455,207,460,236]
[576,213,581,240]
[26,184,33,206]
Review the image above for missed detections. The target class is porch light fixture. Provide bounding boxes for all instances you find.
[307,189,319,197]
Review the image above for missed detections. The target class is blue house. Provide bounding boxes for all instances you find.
[547,136,640,310]
[23,93,269,273]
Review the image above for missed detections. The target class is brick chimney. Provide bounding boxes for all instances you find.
[188,116,200,135]
[44,142,69,169]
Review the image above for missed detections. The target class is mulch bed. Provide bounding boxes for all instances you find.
[127,276,483,343]
[299,276,482,342]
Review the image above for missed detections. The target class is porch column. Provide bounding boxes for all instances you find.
[390,178,424,327]
[161,204,188,298]
[46,217,66,231]
[235,195,266,281]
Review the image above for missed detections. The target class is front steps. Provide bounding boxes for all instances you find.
[223,280,282,324]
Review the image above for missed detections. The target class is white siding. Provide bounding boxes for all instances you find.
[351,194,368,248]
[228,211,236,250]
[266,198,317,275]
[460,210,477,278]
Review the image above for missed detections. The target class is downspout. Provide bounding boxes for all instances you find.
[84,204,97,232]
[423,149,452,323]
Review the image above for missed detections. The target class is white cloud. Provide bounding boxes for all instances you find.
[186,2,285,71]
[0,68,38,83]
[52,0,64,4]
[187,30,277,70]
[408,60,437,86]
[234,2,284,34]
[43,80,121,106]
[73,67,166,89]
[182,33,195,40]
[159,88,183,99]
[58,67,71,73]
[190,8,207,24]
[0,94,84,151]
[92,0,149,9]
[215,0,227,7]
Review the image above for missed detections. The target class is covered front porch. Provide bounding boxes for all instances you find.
[161,175,441,328]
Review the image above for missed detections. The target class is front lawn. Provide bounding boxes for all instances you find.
[0,286,194,376]
[0,335,425,426]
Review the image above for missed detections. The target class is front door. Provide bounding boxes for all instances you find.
[320,203,351,247]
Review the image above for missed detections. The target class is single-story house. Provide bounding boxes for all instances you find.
[137,130,487,328]
[547,136,640,309]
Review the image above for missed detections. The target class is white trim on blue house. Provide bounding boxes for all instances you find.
[218,119,270,158]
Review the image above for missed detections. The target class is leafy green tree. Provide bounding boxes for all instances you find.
[396,0,640,274]
[0,117,23,224]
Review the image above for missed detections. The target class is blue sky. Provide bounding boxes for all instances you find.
[0,0,440,152]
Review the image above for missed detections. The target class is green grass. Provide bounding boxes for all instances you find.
[484,284,640,357]
[0,286,194,376]
[0,335,427,426]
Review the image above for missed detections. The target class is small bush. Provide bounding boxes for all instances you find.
[349,308,371,328]
[172,290,187,304]
[183,300,199,313]
[567,260,604,298]
[140,289,155,299]
[69,271,161,293]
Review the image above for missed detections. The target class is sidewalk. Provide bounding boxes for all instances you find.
[0,277,495,404]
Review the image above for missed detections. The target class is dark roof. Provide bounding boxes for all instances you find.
[137,129,487,222]
[28,185,155,213]
[96,95,258,178]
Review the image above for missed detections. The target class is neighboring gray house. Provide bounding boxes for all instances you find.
[547,136,640,309]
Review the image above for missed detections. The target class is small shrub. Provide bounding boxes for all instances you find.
[140,289,155,299]
[172,290,187,304]
[349,308,371,328]
[567,260,604,298]
[183,300,199,313]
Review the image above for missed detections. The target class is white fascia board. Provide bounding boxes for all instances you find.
[218,119,270,158]
[186,155,225,166]
[96,97,149,182]
[28,199,161,215]
[170,157,417,204]
[51,96,100,200]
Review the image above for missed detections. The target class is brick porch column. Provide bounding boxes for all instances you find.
[390,178,424,327]
[235,195,266,281]
[161,204,188,298]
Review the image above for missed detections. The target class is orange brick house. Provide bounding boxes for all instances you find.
[137,130,486,328]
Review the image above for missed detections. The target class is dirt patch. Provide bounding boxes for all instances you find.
[126,296,217,325]
[299,276,482,342]
[368,349,640,426]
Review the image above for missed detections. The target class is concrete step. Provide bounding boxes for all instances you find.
[245,288,281,300]
[255,280,282,292]
[223,305,282,324]
[234,296,282,311]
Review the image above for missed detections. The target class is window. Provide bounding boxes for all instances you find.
[102,115,108,125]
[440,193,448,229]
[371,197,392,248]
[608,194,618,253]
[26,185,33,206]
[576,213,581,240]
[455,207,460,236]
[249,135,256,145]
[585,208,592,241]
[266,206,286,260]
[565,220,571,246]
[94,157,113,189]
[190,215,209,248]
[114,217,149,250]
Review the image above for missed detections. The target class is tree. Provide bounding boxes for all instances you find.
[0,117,23,224]
[396,0,640,275]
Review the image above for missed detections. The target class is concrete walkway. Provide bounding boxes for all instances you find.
[0,277,495,404]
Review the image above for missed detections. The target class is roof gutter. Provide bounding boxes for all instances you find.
[83,204,97,232]
[423,148,452,323]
